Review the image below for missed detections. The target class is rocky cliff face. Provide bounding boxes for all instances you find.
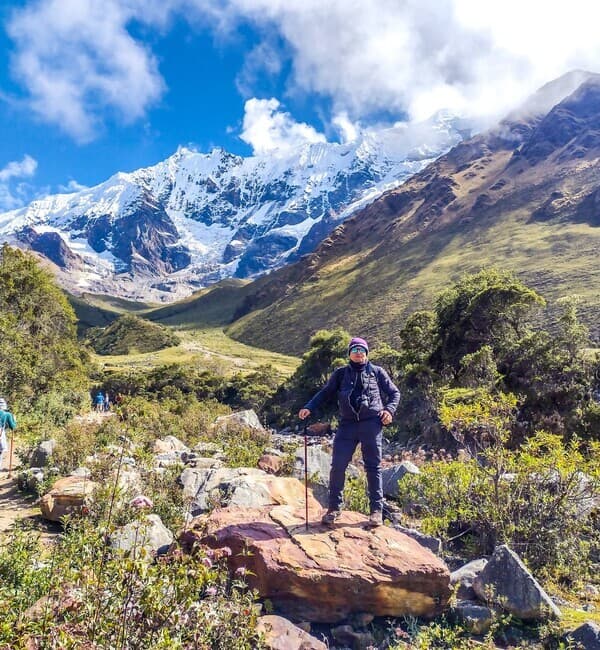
[0,115,467,301]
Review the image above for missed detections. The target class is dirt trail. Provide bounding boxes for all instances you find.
[0,440,46,535]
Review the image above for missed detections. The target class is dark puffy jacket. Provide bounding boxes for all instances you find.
[304,362,400,422]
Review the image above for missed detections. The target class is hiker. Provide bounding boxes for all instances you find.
[94,391,105,412]
[103,393,111,412]
[0,397,17,471]
[299,337,400,527]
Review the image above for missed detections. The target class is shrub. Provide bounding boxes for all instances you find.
[397,431,600,581]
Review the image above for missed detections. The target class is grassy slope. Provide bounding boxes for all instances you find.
[77,280,299,376]
[226,147,600,354]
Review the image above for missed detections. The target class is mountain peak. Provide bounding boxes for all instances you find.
[0,115,466,302]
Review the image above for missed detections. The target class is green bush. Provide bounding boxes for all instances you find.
[397,431,600,581]
[0,519,264,649]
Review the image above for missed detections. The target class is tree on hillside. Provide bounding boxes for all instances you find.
[432,268,545,375]
[265,328,349,425]
[0,245,88,408]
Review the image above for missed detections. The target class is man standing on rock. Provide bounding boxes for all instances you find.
[0,397,17,471]
[299,337,400,527]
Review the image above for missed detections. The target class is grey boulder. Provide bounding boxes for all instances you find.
[473,545,560,620]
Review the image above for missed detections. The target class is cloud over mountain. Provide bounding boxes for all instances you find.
[6,0,600,142]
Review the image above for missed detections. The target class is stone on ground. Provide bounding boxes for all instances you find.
[381,461,420,498]
[182,506,451,623]
[256,615,327,650]
[180,467,320,515]
[451,558,488,600]
[39,476,98,522]
[473,545,560,620]
[565,622,600,650]
[109,514,173,559]
[214,409,265,431]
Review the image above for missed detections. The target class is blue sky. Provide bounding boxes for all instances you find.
[1,0,600,211]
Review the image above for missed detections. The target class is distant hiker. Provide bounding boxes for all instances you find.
[299,337,400,528]
[0,397,17,471]
[94,392,105,412]
[103,393,111,412]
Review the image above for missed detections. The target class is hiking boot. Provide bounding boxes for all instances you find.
[367,511,383,527]
[321,510,341,526]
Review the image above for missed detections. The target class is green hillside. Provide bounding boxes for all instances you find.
[226,79,600,354]
[87,314,180,355]
[146,278,252,328]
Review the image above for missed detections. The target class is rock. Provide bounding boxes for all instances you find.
[39,476,98,522]
[30,439,56,467]
[451,558,488,600]
[258,453,285,474]
[69,467,91,479]
[183,506,451,623]
[454,600,495,635]
[305,422,332,437]
[331,624,376,649]
[153,436,190,455]
[153,452,184,468]
[393,524,442,555]
[193,442,224,456]
[293,446,332,483]
[256,615,327,650]
[572,472,600,518]
[18,467,46,492]
[187,457,224,470]
[331,624,375,649]
[473,545,561,620]
[381,461,420,498]
[565,622,600,649]
[109,514,173,559]
[117,467,144,496]
[180,467,320,515]
[214,409,265,432]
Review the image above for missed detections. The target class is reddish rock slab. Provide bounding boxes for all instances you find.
[39,476,98,522]
[183,506,451,623]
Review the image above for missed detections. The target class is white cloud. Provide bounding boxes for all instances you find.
[240,97,326,156]
[0,155,38,210]
[332,113,359,144]
[7,0,169,142]
[189,0,600,122]
[7,0,600,145]
[58,179,89,193]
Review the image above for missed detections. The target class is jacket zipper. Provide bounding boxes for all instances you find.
[348,368,361,421]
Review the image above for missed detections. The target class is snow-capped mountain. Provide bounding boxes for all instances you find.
[0,114,468,301]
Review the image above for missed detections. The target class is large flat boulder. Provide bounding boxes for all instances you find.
[39,476,98,522]
[180,467,321,515]
[183,506,451,623]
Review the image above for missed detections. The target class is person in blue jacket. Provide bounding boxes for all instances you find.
[94,391,105,412]
[299,337,400,527]
[0,397,17,471]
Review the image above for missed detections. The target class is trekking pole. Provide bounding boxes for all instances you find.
[303,422,309,531]
[8,431,14,478]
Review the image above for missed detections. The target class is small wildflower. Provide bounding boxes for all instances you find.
[222,547,232,557]
[205,586,217,597]
[130,495,154,509]
[235,566,247,576]
[201,556,213,568]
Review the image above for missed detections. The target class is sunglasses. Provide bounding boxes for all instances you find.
[349,346,367,354]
